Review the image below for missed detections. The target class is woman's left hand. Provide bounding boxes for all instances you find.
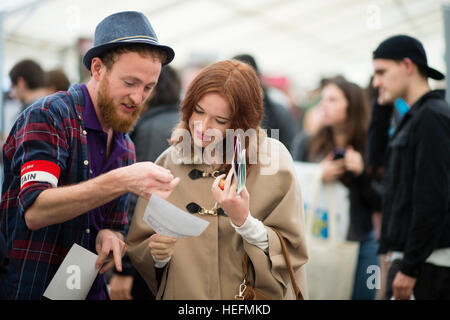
[211,169,249,227]
[344,146,364,176]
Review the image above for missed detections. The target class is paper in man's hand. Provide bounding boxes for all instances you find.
[43,243,99,300]
[143,195,210,238]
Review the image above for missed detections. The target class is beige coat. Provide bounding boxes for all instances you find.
[126,137,309,299]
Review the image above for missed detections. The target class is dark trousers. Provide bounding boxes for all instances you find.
[131,272,155,300]
[386,259,450,300]
[351,230,379,300]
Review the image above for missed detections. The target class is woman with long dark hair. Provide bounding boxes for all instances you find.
[292,77,382,300]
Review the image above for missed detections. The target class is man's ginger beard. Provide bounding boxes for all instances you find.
[97,74,146,133]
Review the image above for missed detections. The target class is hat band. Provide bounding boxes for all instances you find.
[109,35,159,43]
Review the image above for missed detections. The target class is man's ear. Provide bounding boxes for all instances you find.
[17,77,28,91]
[402,57,416,76]
[90,57,105,81]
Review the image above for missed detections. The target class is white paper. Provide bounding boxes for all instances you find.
[43,243,99,300]
[143,195,210,238]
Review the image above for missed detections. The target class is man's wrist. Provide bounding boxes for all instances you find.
[98,228,123,241]
[109,167,129,194]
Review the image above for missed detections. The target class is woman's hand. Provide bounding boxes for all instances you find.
[321,153,345,182]
[344,146,364,176]
[211,169,249,227]
[148,234,177,261]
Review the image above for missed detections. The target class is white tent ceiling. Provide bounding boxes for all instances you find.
[1,0,448,93]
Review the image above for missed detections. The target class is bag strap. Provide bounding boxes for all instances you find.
[269,227,304,300]
[241,227,304,300]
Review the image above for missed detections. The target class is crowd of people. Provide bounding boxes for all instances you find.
[0,10,449,301]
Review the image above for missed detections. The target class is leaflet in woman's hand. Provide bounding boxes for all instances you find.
[143,195,210,238]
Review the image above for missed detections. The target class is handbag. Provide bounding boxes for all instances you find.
[234,226,304,300]
[298,162,359,300]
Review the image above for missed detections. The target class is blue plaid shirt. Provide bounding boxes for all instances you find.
[0,83,135,299]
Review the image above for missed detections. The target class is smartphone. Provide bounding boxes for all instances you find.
[332,147,346,160]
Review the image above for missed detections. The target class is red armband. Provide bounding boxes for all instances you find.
[20,160,61,190]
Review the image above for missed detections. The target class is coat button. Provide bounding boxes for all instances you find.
[86,228,90,234]
[83,130,87,135]
[84,160,89,166]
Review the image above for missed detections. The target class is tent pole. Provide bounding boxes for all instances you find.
[443,4,450,105]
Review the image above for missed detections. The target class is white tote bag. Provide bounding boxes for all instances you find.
[294,161,359,300]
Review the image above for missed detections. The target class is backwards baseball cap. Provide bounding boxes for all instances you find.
[83,11,175,70]
[373,35,444,80]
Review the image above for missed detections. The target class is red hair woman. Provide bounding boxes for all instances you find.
[127,60,308,299]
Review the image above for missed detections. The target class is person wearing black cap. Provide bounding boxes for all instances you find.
[0,11,179,300]
[368,35,450,300]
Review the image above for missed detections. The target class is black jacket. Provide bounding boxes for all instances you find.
[130,104,180,163]
[291,132,382,242]
[261,89,300,151]
[368,90,450,278]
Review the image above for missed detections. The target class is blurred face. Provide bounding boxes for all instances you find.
[319,83,348,127]
[96,51,162,132]
[10,78,27,104]
[372,58,408,105]
[188,92,232,148]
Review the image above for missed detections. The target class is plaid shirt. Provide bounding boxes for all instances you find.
[0,84,135,299]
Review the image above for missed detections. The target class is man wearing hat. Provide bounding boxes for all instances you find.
[0,11,179,299]
[368,35,450,299]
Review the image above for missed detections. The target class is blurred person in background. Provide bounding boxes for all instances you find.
[44,68,71,93]
[130,65,181,163]
[0,11,179,300]
[369,35,450,300]
[300,76,346,137]
[291,76,382,300]
[8,59,48,111]
[108,65,181,300]
[261,75,305,129]
[232,54,300,151]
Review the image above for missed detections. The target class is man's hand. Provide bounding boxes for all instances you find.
[95,229,126,274]
[109,274,134,300]
[148,234,177,261]
[119,162,180,200]
[393,271,417,300]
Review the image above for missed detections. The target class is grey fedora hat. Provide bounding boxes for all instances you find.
[83,11,175,70]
